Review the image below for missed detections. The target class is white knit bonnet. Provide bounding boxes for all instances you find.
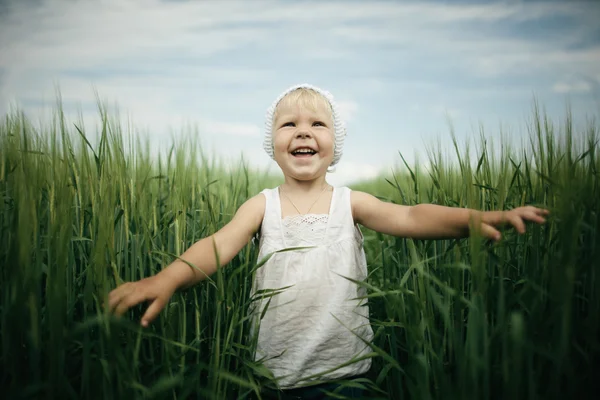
[263,83,347,167]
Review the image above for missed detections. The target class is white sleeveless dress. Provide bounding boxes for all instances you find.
[250,186,374,389]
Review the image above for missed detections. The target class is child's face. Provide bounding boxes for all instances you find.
[272,100,335,182]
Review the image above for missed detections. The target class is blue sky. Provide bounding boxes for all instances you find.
[1,0,599,185]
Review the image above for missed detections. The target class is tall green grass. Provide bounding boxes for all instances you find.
[1,100,598,399]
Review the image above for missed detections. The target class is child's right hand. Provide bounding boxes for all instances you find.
[107,275,177,327]
[105,194,266,327]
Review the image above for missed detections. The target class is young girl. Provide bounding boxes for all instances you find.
[108,84,549,398]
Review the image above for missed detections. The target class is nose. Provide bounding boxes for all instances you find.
[295,127,312,139]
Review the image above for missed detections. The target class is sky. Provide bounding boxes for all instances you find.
[1,0,599,186]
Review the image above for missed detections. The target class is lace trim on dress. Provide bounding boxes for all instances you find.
[281,214,329,244]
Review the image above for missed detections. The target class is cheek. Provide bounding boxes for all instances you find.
[272,134,284,150]
[272,133,289,156]
[321,132,335,153]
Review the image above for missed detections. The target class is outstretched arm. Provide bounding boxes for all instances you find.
[108,193,265,326]
[158,193,265,289]
[351,191,548,241]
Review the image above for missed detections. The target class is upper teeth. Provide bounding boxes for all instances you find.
[293,149,315,154]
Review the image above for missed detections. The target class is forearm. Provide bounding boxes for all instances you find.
[153,198,262,291]
[157,236,221,291]
[408,204,501,239]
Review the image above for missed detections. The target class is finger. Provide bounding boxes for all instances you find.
[527,212,547,224]
[521,209,547,224]
[141,297,168,327]
[508,214,526,234]
[480,223,502,241]
[526,206,550,217]
[108,283,132,312]
[114,291,151,317]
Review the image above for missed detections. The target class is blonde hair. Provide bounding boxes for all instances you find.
[272,88,333,130]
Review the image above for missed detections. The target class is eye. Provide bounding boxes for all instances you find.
[281,122,295,128]
[313,121,326,127]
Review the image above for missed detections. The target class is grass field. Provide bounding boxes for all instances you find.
[1,101,599,399]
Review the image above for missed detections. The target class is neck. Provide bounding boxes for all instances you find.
[281,176,329,194]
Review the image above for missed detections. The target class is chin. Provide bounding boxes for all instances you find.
[276,158,332,178]
[289,169,328,180]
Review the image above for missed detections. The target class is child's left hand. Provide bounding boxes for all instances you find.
[477,206,550,242]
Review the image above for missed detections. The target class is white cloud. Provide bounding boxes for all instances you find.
[200,120,260,137]
[1,0,599,187]
[327,4,599,81]
[2,1,597,76]
[552,77,593,94]
[552,82,591,94]
[327,162,381,186]
[336,101,359,122]
[1,2,597,96]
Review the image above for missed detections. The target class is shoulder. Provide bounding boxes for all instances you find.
[242,192,267,208]
[232,192,266,231]
[239,192,267,214]
[349,190,380,224]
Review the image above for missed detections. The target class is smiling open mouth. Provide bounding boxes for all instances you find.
[291,148,317,156]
